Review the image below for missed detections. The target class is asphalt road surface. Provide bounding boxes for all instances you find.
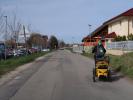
[0,50,133,100]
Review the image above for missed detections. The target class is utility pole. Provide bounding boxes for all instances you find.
[4,16,7,60]
[23,25,28,55]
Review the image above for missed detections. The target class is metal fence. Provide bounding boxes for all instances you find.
[106,41,133,50]
[73,45,83,53]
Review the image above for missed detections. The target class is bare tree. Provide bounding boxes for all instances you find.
[0,8,5,36]
[8,13,22,48]
[27,33,44,49]
[5,39,16,48]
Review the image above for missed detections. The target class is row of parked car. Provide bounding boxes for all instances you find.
[0,48,40,59]
[0,43,50,60]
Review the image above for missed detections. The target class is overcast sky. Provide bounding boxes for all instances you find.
[0,0,133,43]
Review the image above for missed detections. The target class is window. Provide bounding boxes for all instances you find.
[120,21,121,26]
[110,25,112,32]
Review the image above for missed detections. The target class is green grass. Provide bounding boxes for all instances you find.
[65,47,73,52]
[82,52,133,78]
[82,52,93,58]
[0,52,50,76]
[110,53,133,78]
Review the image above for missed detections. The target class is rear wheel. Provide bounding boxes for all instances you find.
[105,56,110,64]
[93,68,96,82]
[107,70,112,81]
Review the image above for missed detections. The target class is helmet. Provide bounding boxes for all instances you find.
[98,40,102,45]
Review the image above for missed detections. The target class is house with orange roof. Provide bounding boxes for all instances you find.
[82,8,133,50]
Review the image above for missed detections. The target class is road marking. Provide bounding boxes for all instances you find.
[51,83,57,100]
[14,76,21,80]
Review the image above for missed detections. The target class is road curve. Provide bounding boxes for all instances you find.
[4,50,133,100]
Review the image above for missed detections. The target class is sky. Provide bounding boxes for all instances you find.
[0,0,133,43]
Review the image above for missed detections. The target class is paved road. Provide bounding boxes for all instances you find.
[0,50,133,100]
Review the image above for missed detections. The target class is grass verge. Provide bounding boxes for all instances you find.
[110,53,133,78]
[82,52,93,58]
[0,51,50,76]
[65,47,73,52]
[82,52,133,79]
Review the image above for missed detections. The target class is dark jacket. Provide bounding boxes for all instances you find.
[92,44,106,56]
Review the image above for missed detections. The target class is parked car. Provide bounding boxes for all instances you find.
[59,48,64,50]
[0,43,5,59]
[6,49,14,58]
[42,49,50,52]
[29,48,38,53]
[13,50,18,56]
[13,49,28,57]
[0,43,14,59]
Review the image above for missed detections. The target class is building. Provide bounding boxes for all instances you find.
[82,8,133,47]
[18,26,31,44]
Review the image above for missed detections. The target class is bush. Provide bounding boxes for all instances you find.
[127,33,133,40]
[115,35,127,41]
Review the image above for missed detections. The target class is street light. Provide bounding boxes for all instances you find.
[72,36,75,45]
[88,24,92,45]
[4,16,7,60]
[88,24,92,34]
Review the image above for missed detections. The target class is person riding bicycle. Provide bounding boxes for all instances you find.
[92,40,106,61]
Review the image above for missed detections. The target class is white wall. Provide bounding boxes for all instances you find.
[108,17,133,36]
[129,17,133,34]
